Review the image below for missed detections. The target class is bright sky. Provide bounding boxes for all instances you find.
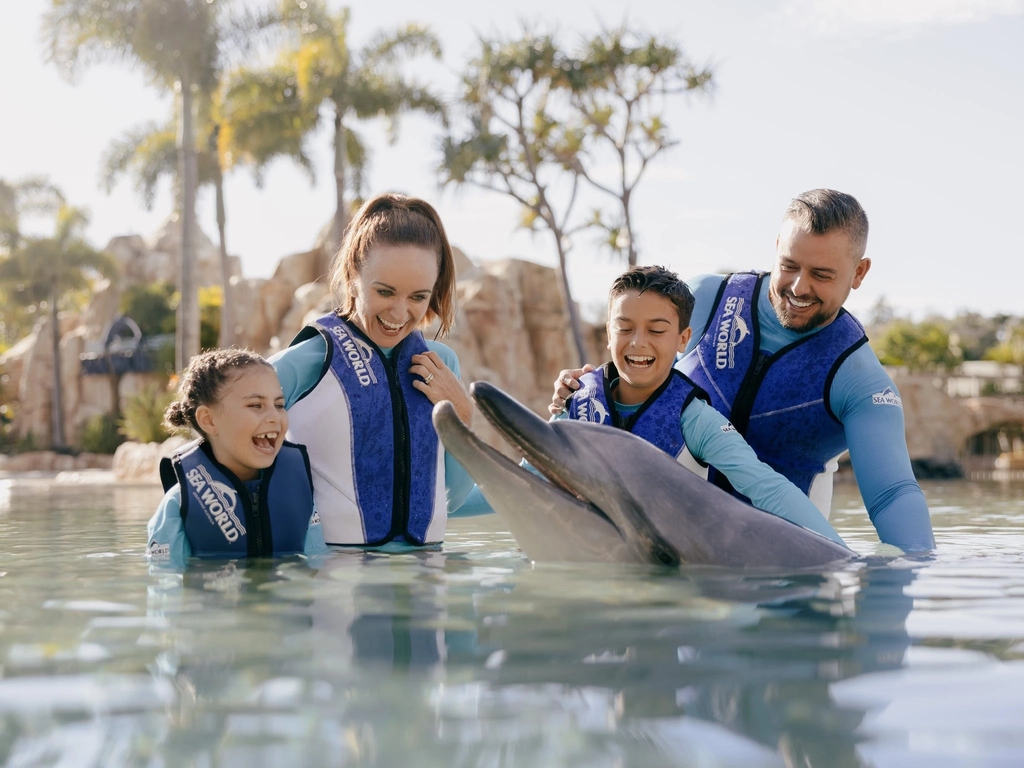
[2,0,1023,323]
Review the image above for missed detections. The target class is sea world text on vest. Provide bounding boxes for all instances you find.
[186,466,247,542]
[328,323,378,386]
[715,296,748,370]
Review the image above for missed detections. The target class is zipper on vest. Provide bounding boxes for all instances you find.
[250,489,266,556]
[730,350,773,435]
[385,353,412,543]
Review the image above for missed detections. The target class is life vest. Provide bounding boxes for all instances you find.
[676,271,868,507]
[160,439,315,557]
[567,362,710,475]
[285,314,445,546]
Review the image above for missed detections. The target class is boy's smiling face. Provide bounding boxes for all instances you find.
[606,289,692,406]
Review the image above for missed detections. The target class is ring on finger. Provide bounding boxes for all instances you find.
[423,373,435,385]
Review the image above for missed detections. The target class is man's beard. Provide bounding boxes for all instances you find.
[769,289,832,333]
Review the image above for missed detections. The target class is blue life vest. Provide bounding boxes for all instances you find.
[160,439,315,557]
[567,362,708,459]
[675,271,868,497]
[286,314,443,546]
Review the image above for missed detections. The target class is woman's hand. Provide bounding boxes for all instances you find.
[410,351,473,425]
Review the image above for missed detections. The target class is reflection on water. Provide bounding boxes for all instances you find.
[1,477,1023,766]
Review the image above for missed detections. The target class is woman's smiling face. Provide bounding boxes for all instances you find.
[348,244,439,348]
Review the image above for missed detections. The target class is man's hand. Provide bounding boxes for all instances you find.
[548,364,596,415]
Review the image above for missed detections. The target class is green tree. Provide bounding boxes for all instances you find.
[985,319,1024,366]
[0,206,117,449]
[562,27,713,266]
[44,0,273,369]
[872,319,963,372]
[0,178,66,345]
[273,1,446,246]
[101,78,316,346]
[440,30,596,364]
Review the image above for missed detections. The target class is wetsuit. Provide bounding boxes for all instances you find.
[146,439,328,568]
[270,317,480,550]
[678,273,934,552]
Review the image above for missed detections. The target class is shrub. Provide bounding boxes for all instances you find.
[79,413,126,454]
[119,383,175,443]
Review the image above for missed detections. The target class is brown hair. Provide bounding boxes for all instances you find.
[329,193,458,337]
[608,265,695,332]
[164,348,275,437]
[783,189,870,260]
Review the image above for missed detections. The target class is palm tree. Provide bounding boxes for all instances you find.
[276,2,447,246]
[100,78,316,346]
[0,178,66,347]
[44,0,272,369]
[0,206,116,449]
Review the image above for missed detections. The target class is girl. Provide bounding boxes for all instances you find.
[146,348,328,567]
[271,193,477,548]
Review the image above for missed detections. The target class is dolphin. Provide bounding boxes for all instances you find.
[433,381,855,568]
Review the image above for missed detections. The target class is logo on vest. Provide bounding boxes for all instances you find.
[575,396,609,424]
[329,324,378,386]
[871,387,903,408]
[720,423,737,433]
[147,540,170,557]
[186,466,247,542]
[714,296,750,370]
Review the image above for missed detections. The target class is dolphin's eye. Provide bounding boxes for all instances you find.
[653,546,678,566]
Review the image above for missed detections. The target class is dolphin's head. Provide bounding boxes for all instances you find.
[434,381,854,568]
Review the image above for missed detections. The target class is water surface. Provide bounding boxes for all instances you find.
[1,475,1023,767]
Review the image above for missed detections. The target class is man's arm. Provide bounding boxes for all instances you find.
[832,347,935,551]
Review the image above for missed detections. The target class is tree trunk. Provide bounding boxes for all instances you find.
[49,283,66,450]
[176,78,201,371]
[212,125,232,348]
[551,232,588,367]
[332,106,349,250]
[622,190,637,267]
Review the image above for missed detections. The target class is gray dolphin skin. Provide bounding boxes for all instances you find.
[433,381,855,568]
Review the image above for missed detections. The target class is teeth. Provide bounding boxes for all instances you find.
[379,317,403,331]
[788,297,813,308]
[256,432,278,440]
[625,355,655,366]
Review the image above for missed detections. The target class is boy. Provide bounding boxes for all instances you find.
[560,266,845,544]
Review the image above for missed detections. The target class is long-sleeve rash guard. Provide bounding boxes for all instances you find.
[685,273,935,552]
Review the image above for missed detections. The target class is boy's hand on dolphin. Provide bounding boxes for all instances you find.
[411,351,473,425]
[549,365,596,415]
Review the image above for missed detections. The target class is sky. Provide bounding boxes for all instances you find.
[2,0,1023,324]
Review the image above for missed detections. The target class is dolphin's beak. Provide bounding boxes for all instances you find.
[431,400,599,520]
[468,381,573,489]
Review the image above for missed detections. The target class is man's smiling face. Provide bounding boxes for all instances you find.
[768,219,871,333]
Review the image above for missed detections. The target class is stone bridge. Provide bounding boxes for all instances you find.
[895,375,1024,463]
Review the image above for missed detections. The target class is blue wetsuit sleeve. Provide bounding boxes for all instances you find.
[303,504,330,555]
[425,341,484,516]
[146,486,191,569]
[682,274,726,355]
[682,399,848,546]
[831,346,935,551]
[269,335,328,408]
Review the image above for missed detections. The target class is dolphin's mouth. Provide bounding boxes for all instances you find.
[430,389,618,530]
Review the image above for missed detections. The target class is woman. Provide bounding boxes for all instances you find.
[270,193,476,547]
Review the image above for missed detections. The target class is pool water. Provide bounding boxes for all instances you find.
[1,476,1023,767]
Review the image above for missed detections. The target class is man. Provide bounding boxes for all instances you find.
[551,189,935,552]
